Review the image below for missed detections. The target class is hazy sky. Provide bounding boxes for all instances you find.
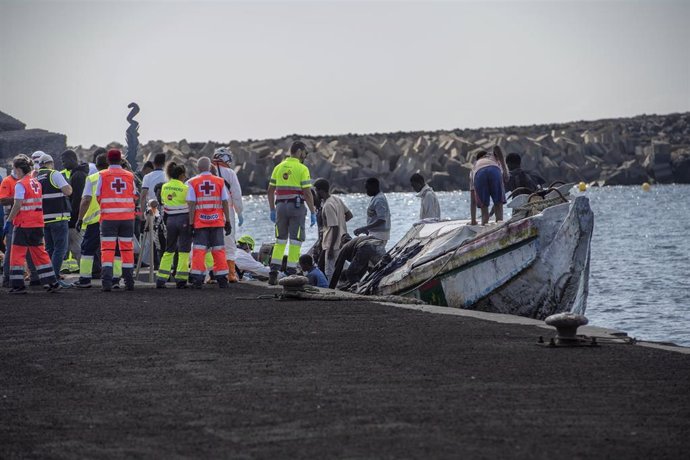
[1,0,688,147]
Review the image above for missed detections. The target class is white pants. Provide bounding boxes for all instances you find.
[223,212,237,261]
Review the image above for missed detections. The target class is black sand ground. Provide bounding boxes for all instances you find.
[1,283,689,459]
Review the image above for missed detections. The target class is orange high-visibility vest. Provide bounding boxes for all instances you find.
[188,174,225,228]
[13,175,44,228]
[98,167,136,221]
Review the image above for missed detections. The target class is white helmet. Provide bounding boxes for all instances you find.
[213,147,233,165]
[31,151,45,170]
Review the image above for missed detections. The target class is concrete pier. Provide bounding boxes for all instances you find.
[1,283,688,458]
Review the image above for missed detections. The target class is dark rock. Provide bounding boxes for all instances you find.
[0,128,67,165]
[0,110,26,132]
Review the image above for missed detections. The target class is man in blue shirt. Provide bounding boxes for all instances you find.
[299,254,328,288]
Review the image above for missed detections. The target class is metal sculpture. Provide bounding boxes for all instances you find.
[125,102,140,171]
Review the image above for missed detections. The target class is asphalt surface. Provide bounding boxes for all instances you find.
[1,282,689,459]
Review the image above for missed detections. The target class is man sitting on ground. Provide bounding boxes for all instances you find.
[299,254,328,288]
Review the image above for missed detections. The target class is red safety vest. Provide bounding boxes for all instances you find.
[13,175,44,228]
[98,167,136,221]
[188,174,225,228]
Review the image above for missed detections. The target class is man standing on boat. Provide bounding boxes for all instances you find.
[470,146,509,225]
[410,173,441,220]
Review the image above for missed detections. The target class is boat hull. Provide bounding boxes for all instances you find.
[363,196,593,320]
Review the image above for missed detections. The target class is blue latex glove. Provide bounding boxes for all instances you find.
[310,212,317,227]
[2,220,10,237]
[238,213,244,227]
[270,209,276,223]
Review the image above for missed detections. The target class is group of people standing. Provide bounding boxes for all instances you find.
[1,137,543,295]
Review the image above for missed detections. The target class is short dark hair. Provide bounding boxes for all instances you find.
[299,254,314,267]
[505,153,522,169]
[313,178,330,192]
[366,177,380,188]
[95,154,108,171]
[92,147,106,163]
[153,153,166,167]
[143,161,154,170]
[290,141,307,155]
[410,173,425,185]
[475,150,488,161]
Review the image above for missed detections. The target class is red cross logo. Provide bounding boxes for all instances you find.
[30,179,40,194]
[199,180,215,196]
[111,178,127,194]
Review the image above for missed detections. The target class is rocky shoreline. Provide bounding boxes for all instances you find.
[7,110,690,194]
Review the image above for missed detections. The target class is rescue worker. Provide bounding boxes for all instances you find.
[186,156,232,289]
[211,147,244,283]
[1,154,39,288]
[156,161,192,289]
[36,154,73,286]
[82,149,137,292]
[73,153,109,288]
[266,140,316,284]
[6,156,61,294]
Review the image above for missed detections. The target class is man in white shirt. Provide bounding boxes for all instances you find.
[313,178,353,280]
[139,153,167,261]
[139,153,167,213]
[211,147,244,282]
[410,173,441,220]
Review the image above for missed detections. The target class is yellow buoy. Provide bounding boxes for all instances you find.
[578,182,587,192]
[642,182,651,192]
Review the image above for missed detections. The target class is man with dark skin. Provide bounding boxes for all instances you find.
[354,178,391,245]
[61,149,90,265]
[313,178,353,280]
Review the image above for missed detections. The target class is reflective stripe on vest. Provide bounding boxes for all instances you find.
[98,167,136,221]
[83,172,101,225]
[161,179,189,215]
[13,176,44,228]
[270,157,311,200]
[188,174,225,228]
[36,168,70,223]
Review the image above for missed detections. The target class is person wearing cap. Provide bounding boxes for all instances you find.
[1,154,39,288]
[186,156,232,289]
[30,151,44,174]
[211,147,244,283]
[6,156,62,294]
[36,154,73,287]
[232,234,271,280]
[266,140,316,284]
[81,149,138,291]
[156,161,191,289]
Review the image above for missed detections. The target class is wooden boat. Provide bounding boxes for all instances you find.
[356,187,593,319]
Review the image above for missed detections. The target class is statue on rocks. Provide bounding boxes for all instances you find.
[125,102,140,171]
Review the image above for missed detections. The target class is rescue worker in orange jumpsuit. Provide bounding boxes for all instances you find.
[186,156,232,289]
[6,156,61,294]
[81,149,138,291]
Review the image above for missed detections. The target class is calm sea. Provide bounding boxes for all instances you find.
[239,185,690,347]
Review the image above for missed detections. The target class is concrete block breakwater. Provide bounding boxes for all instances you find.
[67,112,689,194]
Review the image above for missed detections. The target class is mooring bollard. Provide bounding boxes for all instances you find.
[545,312,589,346]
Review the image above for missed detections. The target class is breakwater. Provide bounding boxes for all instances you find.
[69,112,690,194]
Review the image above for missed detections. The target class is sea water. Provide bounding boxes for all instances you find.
[238,185,690,346]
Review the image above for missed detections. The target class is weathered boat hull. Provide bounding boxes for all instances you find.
[359,196,593,320]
